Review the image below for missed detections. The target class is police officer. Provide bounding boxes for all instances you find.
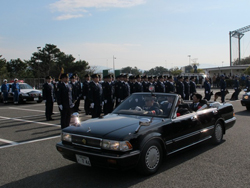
[43,76,54,121]
[82,74,91,115]
[183,76,190,100]
[102,74,114,114]
[57,73,75,129]
[74,74,82,112]
[166,76,175,93]
[12,78,20,104]
[204,77,211,101]
[1,79,9,104]
[129,75,136,94]
[69,75,78,112]
[134,75,143,92]
[189,76,197,100]
[89,74,103,118]
[155,75,165,92]
[220,75,227,103]
[123,74,130,98]
[233,76,240,100]
[176,76,185,99]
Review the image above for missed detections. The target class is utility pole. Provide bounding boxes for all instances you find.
[113,55,116,78]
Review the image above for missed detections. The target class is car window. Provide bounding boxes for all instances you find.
[112,93,176,118]
[20,84,33,89]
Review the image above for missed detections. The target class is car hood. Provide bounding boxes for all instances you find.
[20,89,41,94]
[64,114,164,140]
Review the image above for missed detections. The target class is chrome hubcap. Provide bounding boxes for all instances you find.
[215,124,223,141]
[145,145,160,170]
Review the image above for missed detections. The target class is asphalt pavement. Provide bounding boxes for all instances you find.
[0,89,249,188]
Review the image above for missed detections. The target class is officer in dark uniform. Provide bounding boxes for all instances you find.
[142,75,148,92]
[12,78,20,104]
[144,76,153,92]
[183,76,190,100]
[204,77,211,101]
[233,76,240,100]
[189,76,197,100]
[155,75,165,92]
[220,75,227,103]
[166,76,175,93]
[1,79,9,104]
[74,74,82,111]
[57,73,75,129]
[134,75,143,92]
[176,76,185,99]
[245,75,250,90]
[69,75,78,112]
[129,75,136,94]
[153,76,158,85]
[102,74,114,114]
[82,74,91,115]
[89,74,103,118]
[43,76,54,121]
[123,74,130,98]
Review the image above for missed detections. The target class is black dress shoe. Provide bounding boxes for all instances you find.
[49,118,54,121]
[52,113,55,115]
[78,109,82,111]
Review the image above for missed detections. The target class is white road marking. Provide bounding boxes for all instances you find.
[0,116,61,127]
[0,135,60,149]
[8,107,60,113]
[0,138,18,145]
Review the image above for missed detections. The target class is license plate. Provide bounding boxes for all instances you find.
[76,154,91,166]
[34,98,38,101]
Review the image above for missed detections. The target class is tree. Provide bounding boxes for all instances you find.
[0,55,8,79]
[233,56,250,65]
[244,66,250,75]
[121,66,142,75]
[7,58,28,78]
[169,67,182,76]
[144,66,168,75]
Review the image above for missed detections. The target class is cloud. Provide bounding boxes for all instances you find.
[50,0,146,20]
[55,13,84,20]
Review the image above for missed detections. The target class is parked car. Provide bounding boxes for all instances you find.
[56,92,236,175]
[0,83,43,103]
[241,89,250,111]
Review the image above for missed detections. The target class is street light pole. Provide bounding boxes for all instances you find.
[188,55,191,65]
[113,55,116,78]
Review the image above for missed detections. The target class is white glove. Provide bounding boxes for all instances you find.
[43,100,46,103]
[121,100,123,103]
[135,106,142,111]
[101,102,104,106]
[118,98,121,102]
[135,98,138,102]
[206,91,208,94]
[84,96,86,100]
[104,100,107,103]
[59,105,63,110]
[90,103,94,108]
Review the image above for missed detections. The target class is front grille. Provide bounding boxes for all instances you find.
[72,135,101,149]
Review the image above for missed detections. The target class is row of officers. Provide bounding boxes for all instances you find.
[43,73,216,129]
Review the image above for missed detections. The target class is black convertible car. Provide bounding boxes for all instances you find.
[56,92,236,175]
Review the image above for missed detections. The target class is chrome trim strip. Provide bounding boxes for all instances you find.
[69,133,102,141]
[167,136,212,155]
[225,117,236,124]
[166,140,173,145]
[72,142,101,150]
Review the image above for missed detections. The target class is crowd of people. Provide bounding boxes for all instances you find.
[1,78,21,104]
[2,72,250,129]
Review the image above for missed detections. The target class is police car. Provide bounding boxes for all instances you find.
[241,89,250,111]
[0,83,43,103]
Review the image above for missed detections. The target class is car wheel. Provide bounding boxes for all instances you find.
[246,106,250,111]
[137,140,162,175]
[211,122,223,144]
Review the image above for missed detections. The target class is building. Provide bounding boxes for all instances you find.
[203,65,250,77]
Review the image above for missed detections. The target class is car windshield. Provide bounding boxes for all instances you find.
[20,84,33,89]
[112,93,177,118]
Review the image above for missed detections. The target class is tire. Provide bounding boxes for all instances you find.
[246,106,250,111]
[137,140,163,175]
[211,122,223,144]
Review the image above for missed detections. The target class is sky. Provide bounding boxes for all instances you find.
[1,0,250,71]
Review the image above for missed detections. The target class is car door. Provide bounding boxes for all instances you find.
[196,108,217,141]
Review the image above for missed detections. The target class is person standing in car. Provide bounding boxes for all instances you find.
[43,76,54,121]
[12,78,20,104]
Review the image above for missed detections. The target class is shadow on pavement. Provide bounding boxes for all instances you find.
[1,141,223,188]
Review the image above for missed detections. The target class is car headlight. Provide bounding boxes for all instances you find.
[61,132,72,142]
[101,140,133,151]
[243,95,249,99]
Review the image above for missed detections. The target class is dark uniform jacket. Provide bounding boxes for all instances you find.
[43,82,54,102]
[220,79,226,91]
[234,79,239,90]
[88,81,103,105]
[69,82,78,103]
[82,80,90,99]
[57,82,71,109]
[190,81,196,94]
[176,81,185,98]
[102,81,114,102]
[155,81,165,93]
[134,82,143,92]
[166,82,175,93]
[204,80,211,94]
[184,81,190,98]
